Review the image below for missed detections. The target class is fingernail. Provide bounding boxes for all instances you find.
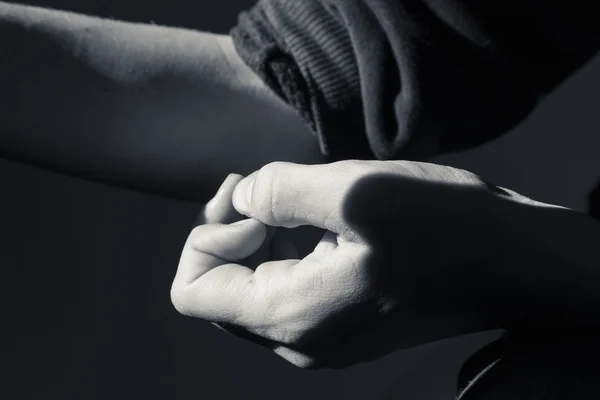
[233,175,255,215]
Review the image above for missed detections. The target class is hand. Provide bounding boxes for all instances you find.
[171,160,569,369]
[189,173,300,270]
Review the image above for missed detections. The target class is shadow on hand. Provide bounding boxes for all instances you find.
[295,170,600,368]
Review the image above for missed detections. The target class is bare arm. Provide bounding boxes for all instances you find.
[0,2,324,202]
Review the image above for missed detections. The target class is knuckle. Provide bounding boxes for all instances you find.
[253,162,287,223]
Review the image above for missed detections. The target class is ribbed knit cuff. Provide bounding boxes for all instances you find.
[230,0,372,161]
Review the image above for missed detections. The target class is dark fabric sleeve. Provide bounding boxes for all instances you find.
[230,0,600,162]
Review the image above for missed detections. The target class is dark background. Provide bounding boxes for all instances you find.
[2,1,600,399]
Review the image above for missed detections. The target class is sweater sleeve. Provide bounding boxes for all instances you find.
[230,0,600,162]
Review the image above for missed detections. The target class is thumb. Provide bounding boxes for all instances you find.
[231,161,361,241]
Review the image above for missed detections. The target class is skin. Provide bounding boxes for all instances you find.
[0,2,325,202]
[192,173,300,272]
[171,159,600,369]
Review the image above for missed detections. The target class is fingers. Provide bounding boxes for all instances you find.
[171,218,266,322]
[175,218,265,285]
[172,212,367,352]
[202,173,245,225]
[231,161,364,240]
[191,173,243,228]
[173,164,372,344]
[176,171,304,325]
[194,173,279,265]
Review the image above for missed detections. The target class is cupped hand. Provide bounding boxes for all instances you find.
[171,160,561,369]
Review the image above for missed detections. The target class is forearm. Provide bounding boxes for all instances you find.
[0,2,323,202]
